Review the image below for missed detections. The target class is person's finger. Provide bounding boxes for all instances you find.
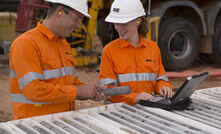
[161,88,166,97]
[159,89,163,96]
[139,96,146,101]
[148,95,154,100]
[96,85,107,91]
[99,92,107,101]
[92,90,100,101]
[171,91,174,97]
[94,86,99,94]
[167,90,172,98]
[143,96,151,100]
[100,93,107,100]
[92,96,98,101]
[97,93,103,101]
[165,88,169,98]
[170,90,173,98]
[93,86,101,100]
[135,95,143,102]
[167,90,170,98]
[164,88,168,98]
[142,94,147,99]
[142,94,153,100]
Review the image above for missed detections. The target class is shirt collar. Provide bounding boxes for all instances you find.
[120,34,147,48]
[37,22,66,43]
[37,22,55,40]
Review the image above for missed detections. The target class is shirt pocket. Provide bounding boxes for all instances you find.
[64,53,76,66]
[144,61,159,73]
[44,57,60,70]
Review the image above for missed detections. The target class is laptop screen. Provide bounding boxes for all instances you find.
[170,72,209,103]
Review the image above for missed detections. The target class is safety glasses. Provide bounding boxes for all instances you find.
[62,7,83,23]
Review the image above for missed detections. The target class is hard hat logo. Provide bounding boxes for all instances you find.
[105,0,146,24]
[113,8,120,13]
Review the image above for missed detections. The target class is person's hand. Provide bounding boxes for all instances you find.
[159,87,173,98]
[92,85,107,101]
[135,92,154,103]
[77,84,107,101]
[77,84,98,99]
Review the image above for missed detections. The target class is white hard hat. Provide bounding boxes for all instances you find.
[45,0,91,18]
[105,0,146,23]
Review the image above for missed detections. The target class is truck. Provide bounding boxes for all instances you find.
[0,0,221,70]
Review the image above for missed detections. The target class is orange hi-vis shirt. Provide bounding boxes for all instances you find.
[99,36,172,105]
[9,22,83,120]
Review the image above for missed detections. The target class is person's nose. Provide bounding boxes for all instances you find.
[75,21,82,29]
[71,20,82,30]
[116,24,125,33]
[114,23,122,31]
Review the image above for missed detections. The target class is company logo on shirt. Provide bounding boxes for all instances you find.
[146,59,154,62]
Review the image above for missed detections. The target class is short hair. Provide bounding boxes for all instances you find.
[46,3,72,18]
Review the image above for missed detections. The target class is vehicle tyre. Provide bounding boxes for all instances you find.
[158,17,200,71]
[212,17,221,65]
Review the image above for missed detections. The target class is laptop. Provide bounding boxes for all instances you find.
[148,72,209,104]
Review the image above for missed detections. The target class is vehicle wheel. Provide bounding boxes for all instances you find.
[97,17,118,47]
[212,17,221,65]
[159,17,200,71]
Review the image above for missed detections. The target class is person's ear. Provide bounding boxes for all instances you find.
[136,18,142,26]
[56,6,63,16]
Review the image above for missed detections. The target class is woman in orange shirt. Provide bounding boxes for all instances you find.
[99,0,173,105]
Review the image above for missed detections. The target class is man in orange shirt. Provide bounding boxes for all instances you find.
[9,0,106,120]
[99,0,173,105]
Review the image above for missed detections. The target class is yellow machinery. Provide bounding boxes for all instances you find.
[70,0,104,67]
[146,16,160,44]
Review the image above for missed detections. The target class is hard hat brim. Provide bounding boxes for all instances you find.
[45,0,91,18]
[105,13,145,24]
[78,11,91,18]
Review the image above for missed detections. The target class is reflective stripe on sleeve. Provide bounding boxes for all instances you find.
[72,67,78,78]
[100,78,118,86]
[43,66,74,79]
[10,69,17,78]
[18,72,43,90]
[117,73,157,83]
[11,94,49,104]
[15,66,75,90]
[157,75,169,81]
